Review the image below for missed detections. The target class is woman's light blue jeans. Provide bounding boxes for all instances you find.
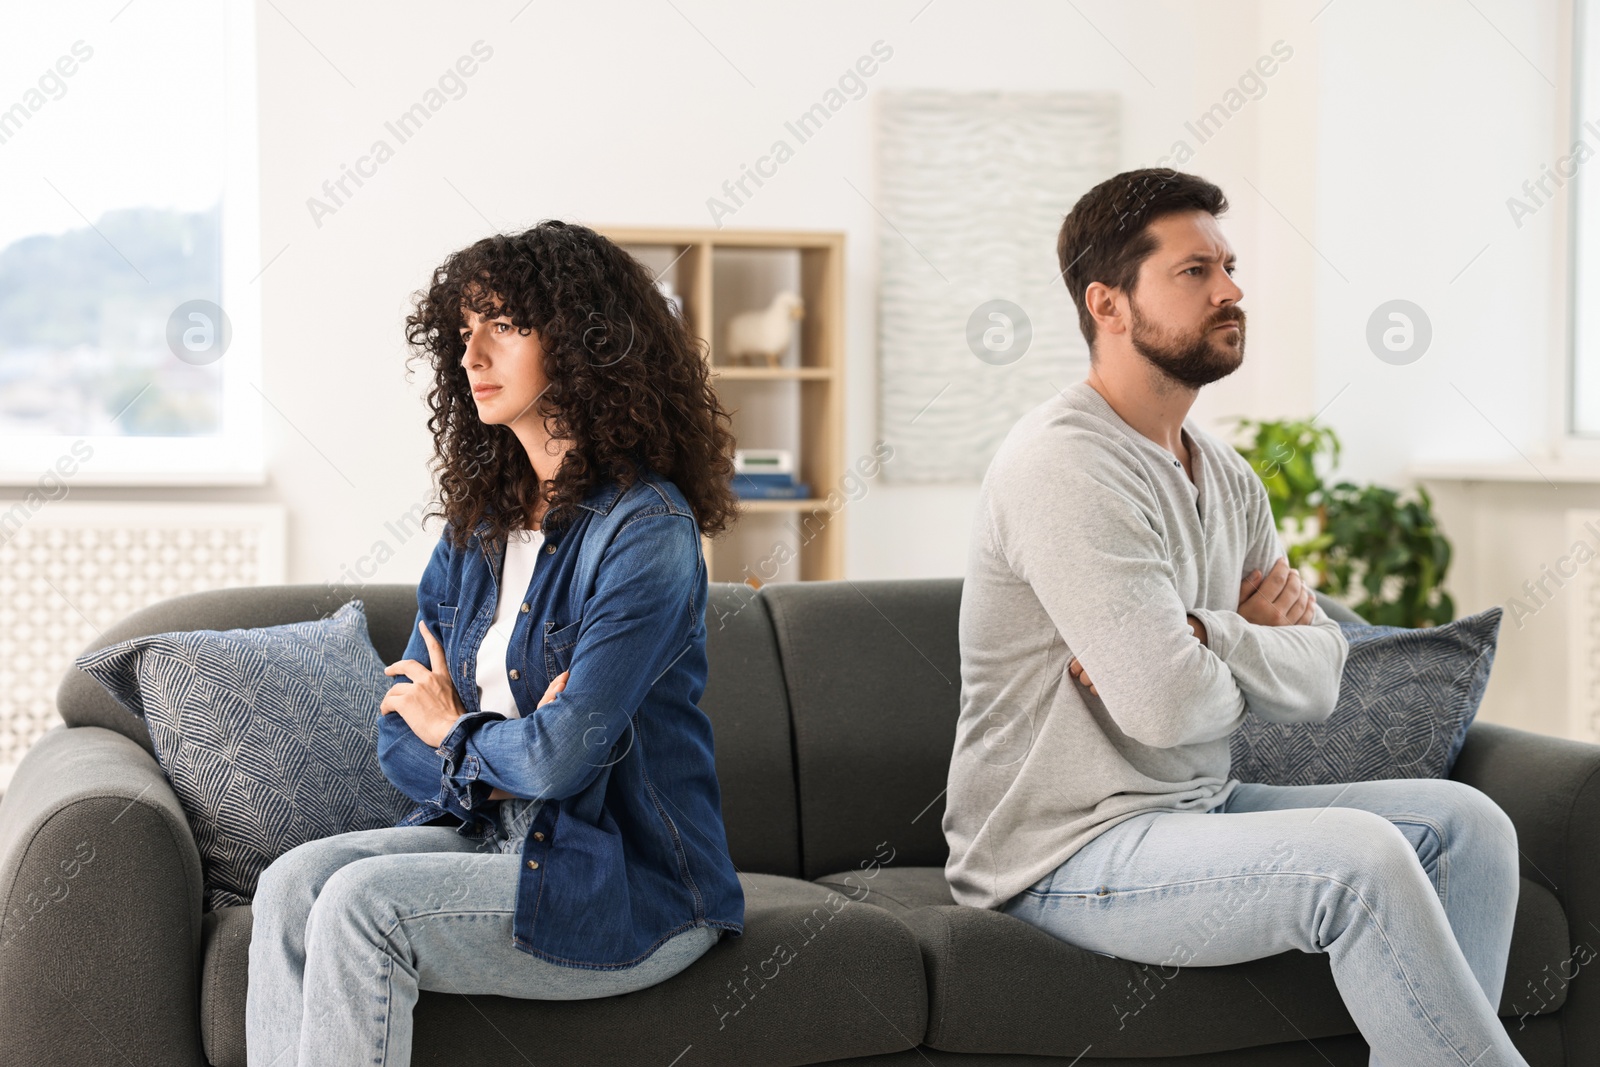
[999,777,1526,1067]
[245,798,721,1067]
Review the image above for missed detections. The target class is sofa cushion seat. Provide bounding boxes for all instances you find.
[812,867,1569,1058]
[199,872,928,1067]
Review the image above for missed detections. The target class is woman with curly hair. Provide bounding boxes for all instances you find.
[245,220,746,1067]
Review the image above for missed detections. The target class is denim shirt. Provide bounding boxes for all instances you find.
[376,464,745,968]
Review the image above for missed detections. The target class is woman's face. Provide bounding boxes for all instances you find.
[458,298,551,430]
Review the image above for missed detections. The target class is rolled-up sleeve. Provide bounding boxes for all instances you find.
[377,528,471,811]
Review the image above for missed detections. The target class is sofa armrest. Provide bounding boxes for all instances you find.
[1450,719,1600,1048]
[0,724,209,1067]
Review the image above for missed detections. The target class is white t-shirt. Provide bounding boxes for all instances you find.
[475,527,544,718]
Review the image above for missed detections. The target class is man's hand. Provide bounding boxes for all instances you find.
[1238,557,1316,627]
[485,670,570,801]
[381,620,468,748]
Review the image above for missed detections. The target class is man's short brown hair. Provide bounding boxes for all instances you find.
[1056,168,1229,352]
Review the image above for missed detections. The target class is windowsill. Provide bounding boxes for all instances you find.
[0,466,268,488]
[1408,460,1600,484]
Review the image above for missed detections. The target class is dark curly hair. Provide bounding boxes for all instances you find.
[404,220,739,553]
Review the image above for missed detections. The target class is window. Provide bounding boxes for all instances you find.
[0,0,262,486]
[1572,0,1600,438]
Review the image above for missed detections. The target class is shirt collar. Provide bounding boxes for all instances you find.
[469,466,639,540]
[1069,380,1199,462]
[573,476,629,516]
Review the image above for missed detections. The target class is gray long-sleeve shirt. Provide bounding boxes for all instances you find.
[943,379,1349,911]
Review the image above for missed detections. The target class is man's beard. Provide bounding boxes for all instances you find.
[1128,299,1246,388]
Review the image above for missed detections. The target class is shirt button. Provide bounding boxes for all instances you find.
[508,668,520,680]
[520,602,530,613]
[526,859,539,870]
[545,543,556,554]
[533,831,545,841]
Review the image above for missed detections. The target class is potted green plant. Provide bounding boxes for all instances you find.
[1226,417,1455,628]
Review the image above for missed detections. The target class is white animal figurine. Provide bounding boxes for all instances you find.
[725,291,805,367]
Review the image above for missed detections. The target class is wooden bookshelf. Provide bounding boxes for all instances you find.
[589,225,846,584]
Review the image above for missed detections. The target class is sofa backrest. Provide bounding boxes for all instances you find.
[759,577,963,881]
[752,580,1362,882]
[699,584,803,877]
[55,577,1360,888]
[55,580,807,880]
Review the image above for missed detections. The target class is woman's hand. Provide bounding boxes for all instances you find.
[486,670,570,801]
[1067,655,1097,696]
[380,620,467,749]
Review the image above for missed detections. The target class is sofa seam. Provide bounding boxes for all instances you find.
[758,587,808,880]
[925,907,955,1049]
[812,878,916,912]
[202,914,221,1059]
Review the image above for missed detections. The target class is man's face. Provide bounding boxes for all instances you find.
[1125,211,1245,388]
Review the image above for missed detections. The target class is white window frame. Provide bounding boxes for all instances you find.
[0,0,262,487]
[1565,0,1600,455]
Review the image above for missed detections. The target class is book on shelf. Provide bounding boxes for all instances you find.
[732,479,812,500]
[734,472,802,487]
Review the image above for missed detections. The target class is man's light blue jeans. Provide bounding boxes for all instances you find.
[999,777,1527,1067]
[245,797,722,1067]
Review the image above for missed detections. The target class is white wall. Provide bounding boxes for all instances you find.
[12,0,1587,736]
[1307,0,1592,737]
[241,0,1311,591]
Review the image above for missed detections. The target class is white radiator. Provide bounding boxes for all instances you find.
[0,502,287,789]
[1566,509,1600,745]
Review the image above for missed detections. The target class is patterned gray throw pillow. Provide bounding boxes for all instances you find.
[1229,607,1503,786]
[74,599,416,910]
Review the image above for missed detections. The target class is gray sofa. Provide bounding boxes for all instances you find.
[1,577,1594,1066]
